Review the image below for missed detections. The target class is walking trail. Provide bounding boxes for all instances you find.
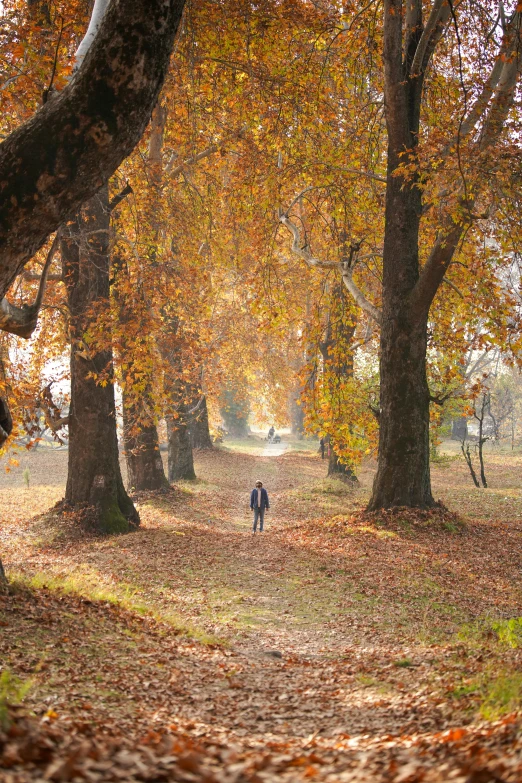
[1,445,522,781]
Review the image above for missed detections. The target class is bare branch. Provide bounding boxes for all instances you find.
[279,214,338,269]
[109,182,133,212]
[341,262,382,325]
[0,235,60,338]
[165,126,246,177]
[439,9,521,156]
[442,277,464,297]
[279,214,382,325]
[410,0,446,76]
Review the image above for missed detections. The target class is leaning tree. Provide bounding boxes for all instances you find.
[0,0,186,579]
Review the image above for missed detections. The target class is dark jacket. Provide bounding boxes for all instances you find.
[250,487,269,510]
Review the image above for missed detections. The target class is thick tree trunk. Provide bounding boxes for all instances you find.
[367,165,434,508]
[167,413,196,481]
[122,391,168,491]
[62,187,139,532]
[367,2,434,510]
[368,317,433,508]
[190,396,213,450]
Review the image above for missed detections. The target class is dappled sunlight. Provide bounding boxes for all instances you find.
[2,446,522,780]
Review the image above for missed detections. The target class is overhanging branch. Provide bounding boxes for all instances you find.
[279,213,382,325]
[0,235,60,338]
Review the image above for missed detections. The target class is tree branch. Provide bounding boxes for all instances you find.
[410,0,447,76]
[165,126,246,177]
[439,9,520,157]
[109,182,133,212]
[412,10,522,319]
[279,214,382,325]
[279,214,338,269]
[340,261,382,325]
[0,235,60,338]
[0,0,187,300]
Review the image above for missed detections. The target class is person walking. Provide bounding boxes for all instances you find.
[250,479,269,534]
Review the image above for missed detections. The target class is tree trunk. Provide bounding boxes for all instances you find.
[367,2,434,510]
[327,447,358,481]
[288,390,304,439]
[167,412,196,481]
[0,557,8,592]
[452,417,468,441]
[190,396,213,450]
[369,316,434,509]
[122,390,168,491]
[62,187,139,532]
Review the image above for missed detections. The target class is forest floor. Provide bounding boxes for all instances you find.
[1,440,522,781]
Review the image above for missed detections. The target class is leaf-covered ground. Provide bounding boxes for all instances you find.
[1,442,522,781]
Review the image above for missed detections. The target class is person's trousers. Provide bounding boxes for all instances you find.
[253,507,265,532]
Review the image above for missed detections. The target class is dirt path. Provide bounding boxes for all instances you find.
[2,446,522,780]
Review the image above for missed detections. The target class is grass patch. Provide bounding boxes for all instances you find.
[458,616,522,649]
[394,658,414,668]
[491,617,522,648]
[9,572,224,647]
[0,670,31,729]
[480,673,522,719]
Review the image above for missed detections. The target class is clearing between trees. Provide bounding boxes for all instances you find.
[1,443,522,782]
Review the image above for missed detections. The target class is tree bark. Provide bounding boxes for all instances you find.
[167,411,196,481]
[0,0,186,299]
[368,317,433,508]
[190,395,213,450]
[62,187,139,532]
[0,557,7,592]
[367,0,434,510]
[122,391,168,491]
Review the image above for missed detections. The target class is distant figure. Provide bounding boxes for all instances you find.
[320,437,325,459]
[250,479,270,534]
[267,426,275,442]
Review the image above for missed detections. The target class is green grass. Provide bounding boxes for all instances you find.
[0,670,31,729]
[480,673,522,719]
[394,658,414,668]
[10,572,224,647]
[458,616,522,649]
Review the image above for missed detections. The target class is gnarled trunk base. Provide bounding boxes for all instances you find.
[368,317,435,510]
